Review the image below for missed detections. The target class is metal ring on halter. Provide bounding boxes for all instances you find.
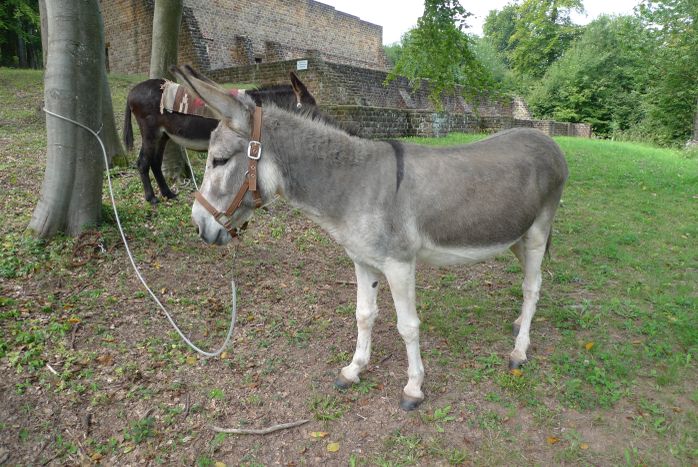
[247,140,262,160]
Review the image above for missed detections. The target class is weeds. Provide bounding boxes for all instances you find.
[309,394,347,421]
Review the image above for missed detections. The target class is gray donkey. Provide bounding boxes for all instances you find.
[172,66,568,410]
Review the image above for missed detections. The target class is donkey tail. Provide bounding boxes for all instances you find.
[545,224,554,259]
[123,101,134,151]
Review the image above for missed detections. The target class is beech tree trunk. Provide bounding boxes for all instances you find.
[29,0,105,238]
[39,0,48,68]
[97,0,127,167]
[693,98,698,142]
[149,0,188,182]
[101,72,128,167]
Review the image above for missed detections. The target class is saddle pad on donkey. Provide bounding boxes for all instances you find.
[160,80,243,118]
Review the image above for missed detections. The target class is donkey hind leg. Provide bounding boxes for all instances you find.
[136,145,158,205]
[336,262,381,389]
[384,260,425,411]
[509,223,550,370]
[510,242,526,337]
[152,136,178,200]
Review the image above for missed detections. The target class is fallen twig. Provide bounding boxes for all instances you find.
[70,322,80,350]
[46,363,59,376]
[211,419,309,435]
[142,407,155,420]
[182,393,191,419]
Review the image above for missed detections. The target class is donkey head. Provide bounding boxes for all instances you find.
[172,65,274,245]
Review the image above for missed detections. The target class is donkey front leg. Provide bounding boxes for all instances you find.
[336,262,380,389]
[384,260,425,410]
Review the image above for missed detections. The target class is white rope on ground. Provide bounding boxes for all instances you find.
[183,148,199,191]
[43,107,237,358]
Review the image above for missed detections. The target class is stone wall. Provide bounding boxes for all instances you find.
[99,0,387,75]
[208,56,591,139]
[322,107,592,139]
[101,1,205,75]
[209,55,513,116]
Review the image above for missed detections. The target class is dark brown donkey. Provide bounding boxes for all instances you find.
[123,71,318,204]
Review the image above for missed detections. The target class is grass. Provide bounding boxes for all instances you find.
[1,67,697,465]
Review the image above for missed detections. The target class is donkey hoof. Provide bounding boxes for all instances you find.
[508,357,528,370]
[147,197,159,205]
[399,393,424,411]
[165,192,178,200]
[512,322,520,337]
[334,373,354,391]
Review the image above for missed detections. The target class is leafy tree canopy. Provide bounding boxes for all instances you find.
[636,0,698,145]
[0,0,40,67]
[507,0,584,78]
[527,15,651,136]
[386,0,496,109]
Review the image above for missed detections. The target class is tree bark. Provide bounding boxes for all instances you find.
[17,20,29,68]
[95,2,127,167]
[693,98,698,142]
[29,0,105,238]
[101,71,128,166]
[149,0,183,81]
[39,0,48,68]
[149,0,188,181]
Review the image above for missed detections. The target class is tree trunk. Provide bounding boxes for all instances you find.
[101,72,129,166]
[39,0,48,68]
[95,2,127,167]
[17,20,29,68]
[693,98,698,142]
[29,0,105,238]
[149,0,188,182]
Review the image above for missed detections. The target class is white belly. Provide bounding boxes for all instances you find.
[418,241,515,266]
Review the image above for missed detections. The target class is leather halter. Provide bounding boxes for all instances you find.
[194,106,263,238]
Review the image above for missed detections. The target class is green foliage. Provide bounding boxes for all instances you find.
[0,0,41,67]
[124,417,155,444]
[483,3,518,66]
[507,0,584,78]
[527,16,651,136]
[469,36,518,92]
[634,0,698,145]
[308,394,347,421]
[480,0,698,146]
[386,0,496,109]
[383,42,403,68]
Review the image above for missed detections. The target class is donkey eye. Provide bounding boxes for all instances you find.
[212,158,229,168]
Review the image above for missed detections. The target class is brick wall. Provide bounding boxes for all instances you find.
[209,56,591,139]
[101,1,205,75]
[322,107,592,139]
[209,55,514,115]
[100,0,387,75]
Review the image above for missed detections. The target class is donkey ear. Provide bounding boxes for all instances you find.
[290,71,316,106]
[171,65,252,131]
[182,64,217,86]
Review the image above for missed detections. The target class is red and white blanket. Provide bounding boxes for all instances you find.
[160,80,244,118]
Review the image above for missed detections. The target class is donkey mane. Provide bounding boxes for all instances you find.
[261,102,384,167]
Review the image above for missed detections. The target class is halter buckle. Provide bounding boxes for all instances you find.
[247,140,262,160]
